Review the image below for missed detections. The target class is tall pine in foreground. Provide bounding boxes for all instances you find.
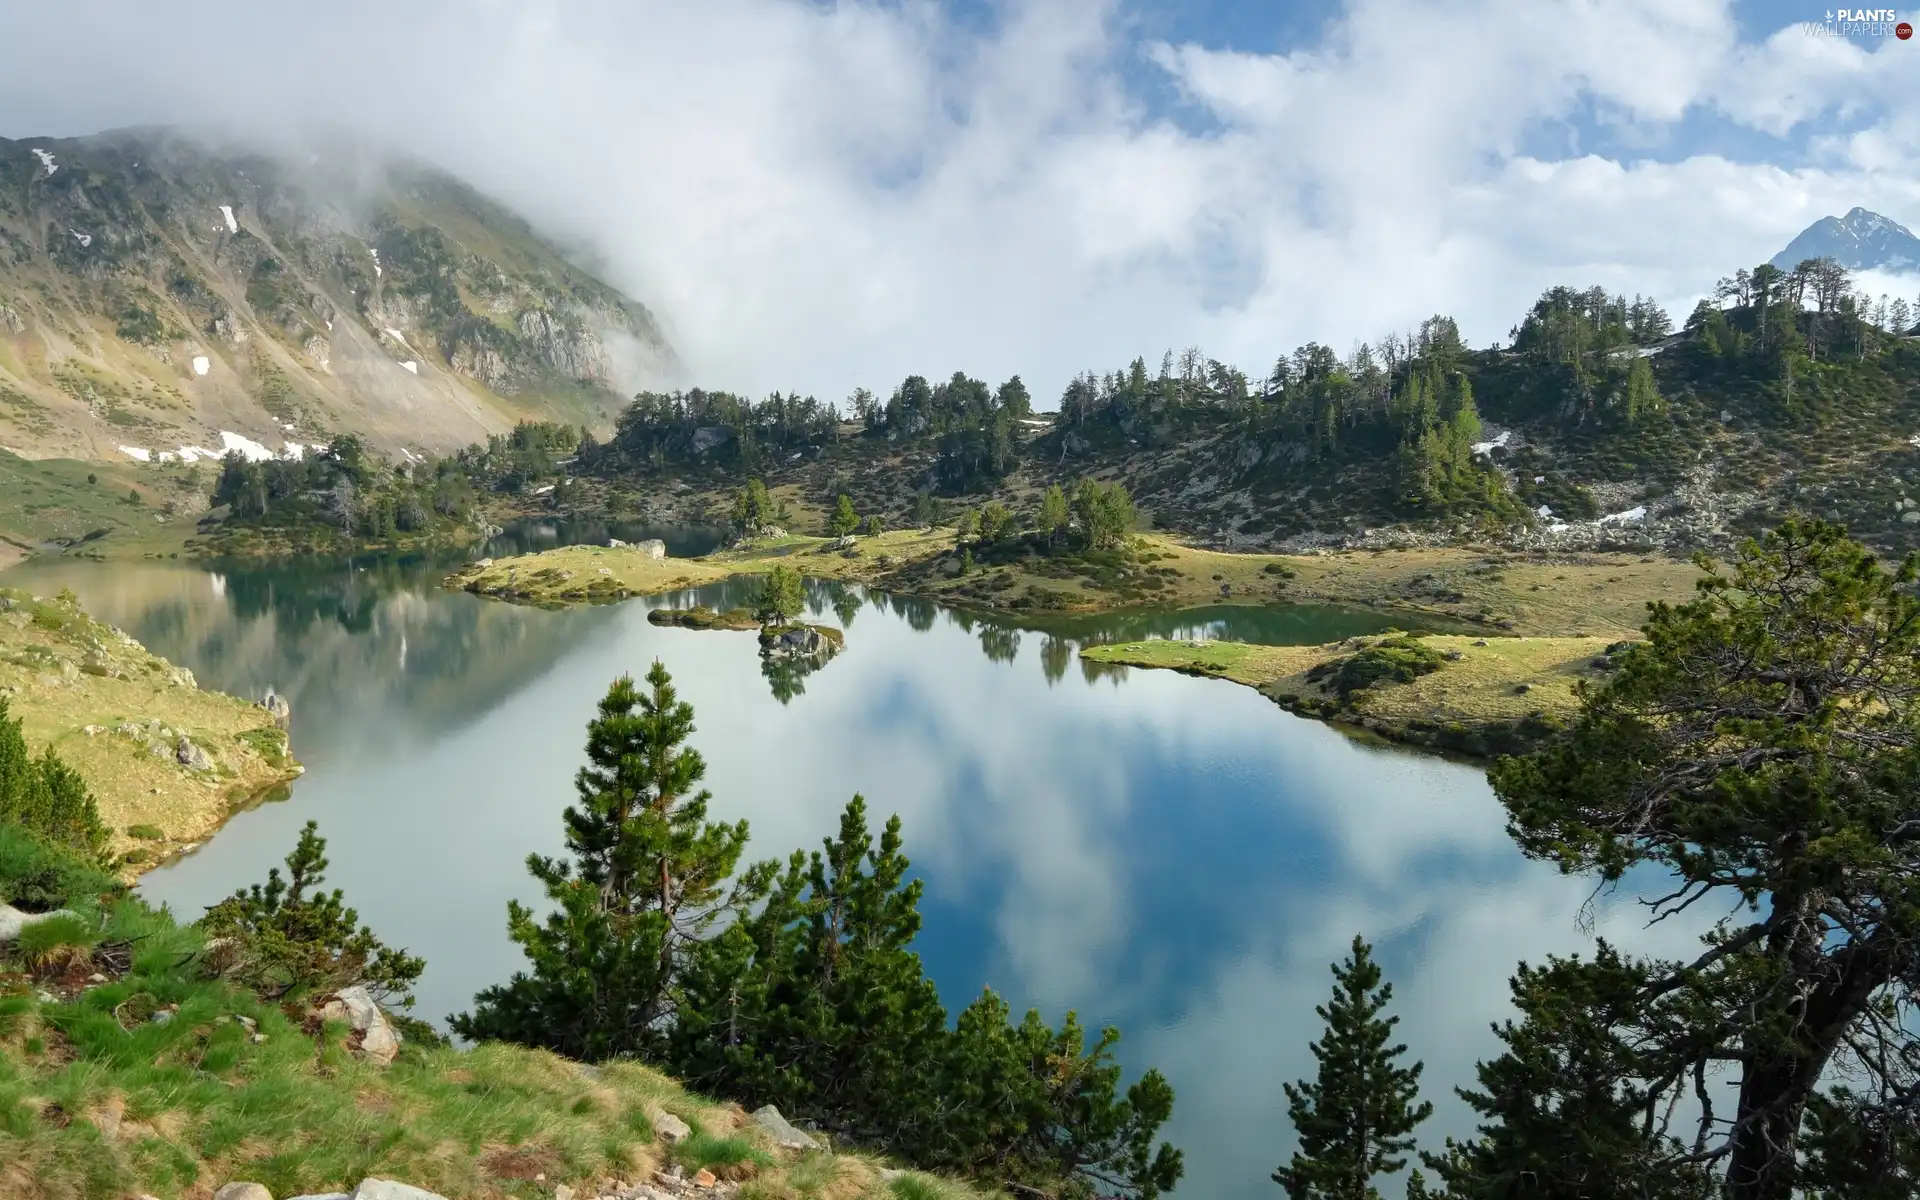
[1275,935,1431,1199]
[452,662,768,1059]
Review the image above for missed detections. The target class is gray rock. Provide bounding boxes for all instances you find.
[260,689,292,729]
[689,426,733,455]
[177,736,216,772]
[652,1110,692,1143]
[286,1194,350,1200]
[751,1104,819,1151]
[634,538,667,560]
[350,1182,448,1200]
[318,985,401,1066]
[212,1185,274,1200]
[0,903,78,943]
[1900,510,1920,525]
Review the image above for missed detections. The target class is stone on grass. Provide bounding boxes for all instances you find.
[318,985,401,1066]
[350,1181,449,1200]
[0,904,77,943]
[652,1109,692,1143]
[751,1104,820,1150]
[693,1168,717,1187]
[212,1184,274,1200]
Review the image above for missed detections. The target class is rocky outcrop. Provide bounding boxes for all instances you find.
[175,735,216,772]
[758,624,841,664]
[260,688,292,729]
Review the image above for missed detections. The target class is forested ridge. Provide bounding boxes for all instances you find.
[320,254,1920,559]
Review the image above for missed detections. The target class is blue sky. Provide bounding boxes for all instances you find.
[5,0,1917,400]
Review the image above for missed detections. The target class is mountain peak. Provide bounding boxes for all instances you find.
[1771,207,1920,272]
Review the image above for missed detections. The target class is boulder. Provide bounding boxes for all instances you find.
[318,985,402,1066]
[260,689,292,729]
[287,1194,350,1200]
[652,1110,692,1143]
[212,1185,274,1200]
[0,903,77,943]
[176,736,216,772]
[634,538,667,560]
[751,1104,820,1151]
[689,426,733,455]
[349,1182,447,1200]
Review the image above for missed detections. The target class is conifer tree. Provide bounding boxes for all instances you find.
[827,493,859,537]
[752,565,806,625]
[453,664,768,1060]
[1274,935,1431,1199]
[0,698,107,857]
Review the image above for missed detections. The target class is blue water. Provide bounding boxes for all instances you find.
[2,554,1698,1199]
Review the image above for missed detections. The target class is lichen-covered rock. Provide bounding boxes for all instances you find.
[751,1104,820,1151]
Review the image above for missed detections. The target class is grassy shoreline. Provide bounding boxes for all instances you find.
[0,586,302,877]
[1080,633,1618,758]
[449,530,1691,757]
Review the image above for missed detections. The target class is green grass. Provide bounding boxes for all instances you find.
[0,885,988,1200]
[0,451,198,563]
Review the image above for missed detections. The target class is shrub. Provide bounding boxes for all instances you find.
[125,824,165,841]
[0,825,121,910]
[1310,636,1447,697]
[200,820,424,1007]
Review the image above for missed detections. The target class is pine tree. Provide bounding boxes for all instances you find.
[0,698,107,857]
[752,565,806,625]
[1274,935,1431,1199]
[202,820,425,1007]
[452,664,768,1060]
[827,493,859,537]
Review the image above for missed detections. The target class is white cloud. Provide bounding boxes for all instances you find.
[2,0,1913,405]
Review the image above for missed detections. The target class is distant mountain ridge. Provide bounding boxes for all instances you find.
[0,127,673,463]
[1770,207,1920,273]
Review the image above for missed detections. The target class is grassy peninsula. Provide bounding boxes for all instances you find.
[1081,632,1623,757]
[0,586,299,874]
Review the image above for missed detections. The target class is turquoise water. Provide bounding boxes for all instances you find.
[2,553,1694,1199]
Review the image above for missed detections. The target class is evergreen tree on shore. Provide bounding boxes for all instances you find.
[1275,936,1431,1199]
[452,663,768,1059]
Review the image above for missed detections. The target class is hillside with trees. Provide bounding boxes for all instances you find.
[490,255,1920,564]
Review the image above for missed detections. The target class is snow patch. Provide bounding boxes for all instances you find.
[210,574,226,598]
[1599,506,1648,525]
[191,355,210,376]
[220,431,277,462]
[1548,523,1571,533]
[1908,434,1920,448]
[1533,475,1546,484]
[400,360,418,374]
[1536,504,1553,518]
[218,205,237,234]
[382,327,409,344]
[69,229,91,248]
[368,247,382,277]
[533,484,555,496]
[1469,430,1511,456]
[174,445,220,463]
[119,446,151,462]
[282,443,306,460]
[31,148,57,175]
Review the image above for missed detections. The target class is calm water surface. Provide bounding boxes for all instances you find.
[3,547,1695,1199]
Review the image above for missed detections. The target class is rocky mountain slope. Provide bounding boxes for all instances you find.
[0,127,672,464]
[1771,207,1920,272]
